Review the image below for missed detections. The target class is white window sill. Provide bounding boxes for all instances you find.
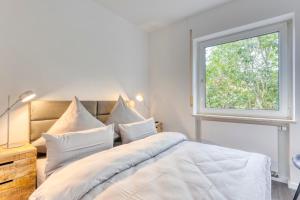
[193,114,296,126]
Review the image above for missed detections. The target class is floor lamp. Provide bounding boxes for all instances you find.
[0,90,36,148]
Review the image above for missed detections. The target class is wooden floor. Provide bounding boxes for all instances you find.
[272,181,295,200]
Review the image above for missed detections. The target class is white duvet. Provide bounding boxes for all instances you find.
[30,132,271,200]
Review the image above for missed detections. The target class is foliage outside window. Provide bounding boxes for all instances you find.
[205,33,279,111]
[194,21,293,119]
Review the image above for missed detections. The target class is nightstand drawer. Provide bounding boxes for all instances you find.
[0,144,37,199]
[0,150,36,164]
[0,173,36,200]
[0,157,36,184]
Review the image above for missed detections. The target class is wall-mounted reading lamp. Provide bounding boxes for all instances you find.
[135,94,144,102]
[127,94,144,108]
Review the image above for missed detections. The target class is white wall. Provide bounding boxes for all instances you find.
[149,20,195,139]
[0,0,149,145]
[149,0,300,187]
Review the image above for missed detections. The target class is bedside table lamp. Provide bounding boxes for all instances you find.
[0,90,36,148]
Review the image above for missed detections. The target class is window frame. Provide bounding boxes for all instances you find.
[193,22,293,120]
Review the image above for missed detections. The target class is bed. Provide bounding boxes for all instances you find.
[29,100,271,200]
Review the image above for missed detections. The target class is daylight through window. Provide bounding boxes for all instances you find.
[194,21,293,119]
[205,32,279,111]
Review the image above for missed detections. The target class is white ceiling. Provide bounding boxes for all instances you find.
[96,0,233,32]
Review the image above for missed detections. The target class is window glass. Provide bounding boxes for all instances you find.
[205,32,279,111]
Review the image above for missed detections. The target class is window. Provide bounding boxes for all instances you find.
[194,20,293,120]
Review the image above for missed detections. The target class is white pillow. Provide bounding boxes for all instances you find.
[119,118,157,144]
[44,125,114,176]
[106,96,145,136]
[32,97,105,154]
[32,138,47,154]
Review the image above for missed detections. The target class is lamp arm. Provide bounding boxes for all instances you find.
[0,98,21,119]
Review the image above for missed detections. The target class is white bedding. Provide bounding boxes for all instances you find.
[30,132,271,200]
[36,157,47,187]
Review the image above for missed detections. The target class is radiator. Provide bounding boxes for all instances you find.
[201,121,279,172]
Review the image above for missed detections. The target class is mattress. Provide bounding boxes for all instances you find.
[36,157,47,187]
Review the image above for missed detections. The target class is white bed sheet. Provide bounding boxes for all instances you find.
[36,157,47,187]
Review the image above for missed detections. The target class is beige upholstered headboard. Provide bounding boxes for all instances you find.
[29,100,116,142]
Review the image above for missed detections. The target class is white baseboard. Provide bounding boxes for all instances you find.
[288,180,298,190]
[272,176,288,184]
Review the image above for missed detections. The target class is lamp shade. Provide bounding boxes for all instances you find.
[136,94,144,102]
[19,90,36,103]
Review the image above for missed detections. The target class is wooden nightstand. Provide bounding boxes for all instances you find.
[155,121,163,132]
[0,144,37,200]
